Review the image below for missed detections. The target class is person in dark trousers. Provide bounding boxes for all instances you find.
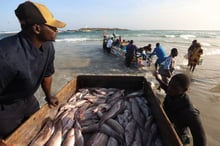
[154,73,206,146]
[102,35,108,52]
[149,42,166,71]
[125,40,137,67]
[0,1,66,139]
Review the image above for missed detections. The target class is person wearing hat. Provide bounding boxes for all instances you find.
[0,1,66,139]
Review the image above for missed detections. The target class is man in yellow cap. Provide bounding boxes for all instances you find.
[0,1,66,138]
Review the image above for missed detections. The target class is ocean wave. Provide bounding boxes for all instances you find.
[205,49,220,56]
[56,38,101,42]
[165,35,176,38]
[179,34,196,40]
[201,42,211,47]
[56,38,88,42]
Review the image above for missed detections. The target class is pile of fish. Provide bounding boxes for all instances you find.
[29,88,164,146]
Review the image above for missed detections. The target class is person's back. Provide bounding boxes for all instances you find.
[126,43,136,57]
[154,44,166,60]
[150,43,166,71]
[125,40,137,67]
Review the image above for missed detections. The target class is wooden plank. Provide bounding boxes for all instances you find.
[5,79,77,146]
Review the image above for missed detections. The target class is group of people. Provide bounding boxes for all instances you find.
[150,42,206,145]
[0,1,206,146]
[125,40,206,145]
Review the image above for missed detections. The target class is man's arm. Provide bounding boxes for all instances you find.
[153,71,168,92]
[188,111,206,146]
[41,76,59,107]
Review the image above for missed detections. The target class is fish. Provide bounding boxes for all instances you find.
[107,137,118,146]
[81,123,99,134]
[92,103,111,113]
[100,123,124,145]
[135,96,151,119]
[86,132,108,146]
[61,109,76,137]
[106,89,124,103]
[154,137,164,146]
[61,128,75,146]
[74,120,84,146]
[146,123,158,146]
[29,118,54,146]
[99,99,123,125]
[97,111,124,135]
[125,119,136,146]
[80,119,99,127]
[88,132,109,146]
[133,127,143,146]
[129,98,145,128]
[55,103,75,118]
[124,90,144,98]
[142,115,153,145]
[45,119,63,146]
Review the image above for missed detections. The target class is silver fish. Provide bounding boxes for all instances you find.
[29,118,54,146]
[88,132,109,146]
[125,119,136,146]
[135,96,151,119]
[142,116,153,145]
[125,90,144,98]
[107,137,118,146]
[146,123,158,146]
[100,123,124,145]
[45,119,63,146]
[74,120,84,146]
[97,111,124,135]
[61,128,75,146]
[99,100,123,125]
[129,98,145,128]
[81,123,99,134]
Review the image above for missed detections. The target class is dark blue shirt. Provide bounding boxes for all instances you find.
[160,83,206,146]
[0,31,55,102]
[126,43,137,57]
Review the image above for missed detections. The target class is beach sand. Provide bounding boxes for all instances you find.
[35,47,220,145]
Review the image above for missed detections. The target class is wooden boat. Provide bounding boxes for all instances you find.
[5,75,183,146]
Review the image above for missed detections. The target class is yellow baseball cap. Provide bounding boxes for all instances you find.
[15,1,66,28]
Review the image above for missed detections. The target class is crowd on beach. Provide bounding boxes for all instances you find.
[0,1,206,146]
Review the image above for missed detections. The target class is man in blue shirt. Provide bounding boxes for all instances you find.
[0,1,66,138]
[149,43,166,71]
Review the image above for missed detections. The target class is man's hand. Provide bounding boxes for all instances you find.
[45,96,59,108]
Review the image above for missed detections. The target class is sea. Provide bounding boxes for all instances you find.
[1,29,220,145]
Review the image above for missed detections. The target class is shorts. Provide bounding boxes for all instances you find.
[159,66,170,77]
[0,96,40,139]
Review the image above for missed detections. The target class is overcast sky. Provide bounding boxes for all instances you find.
[1,0,220,31]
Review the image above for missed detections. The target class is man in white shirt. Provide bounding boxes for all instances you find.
[106,37,113,53]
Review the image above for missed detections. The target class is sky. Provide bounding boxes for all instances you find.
[1,0,220,31]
